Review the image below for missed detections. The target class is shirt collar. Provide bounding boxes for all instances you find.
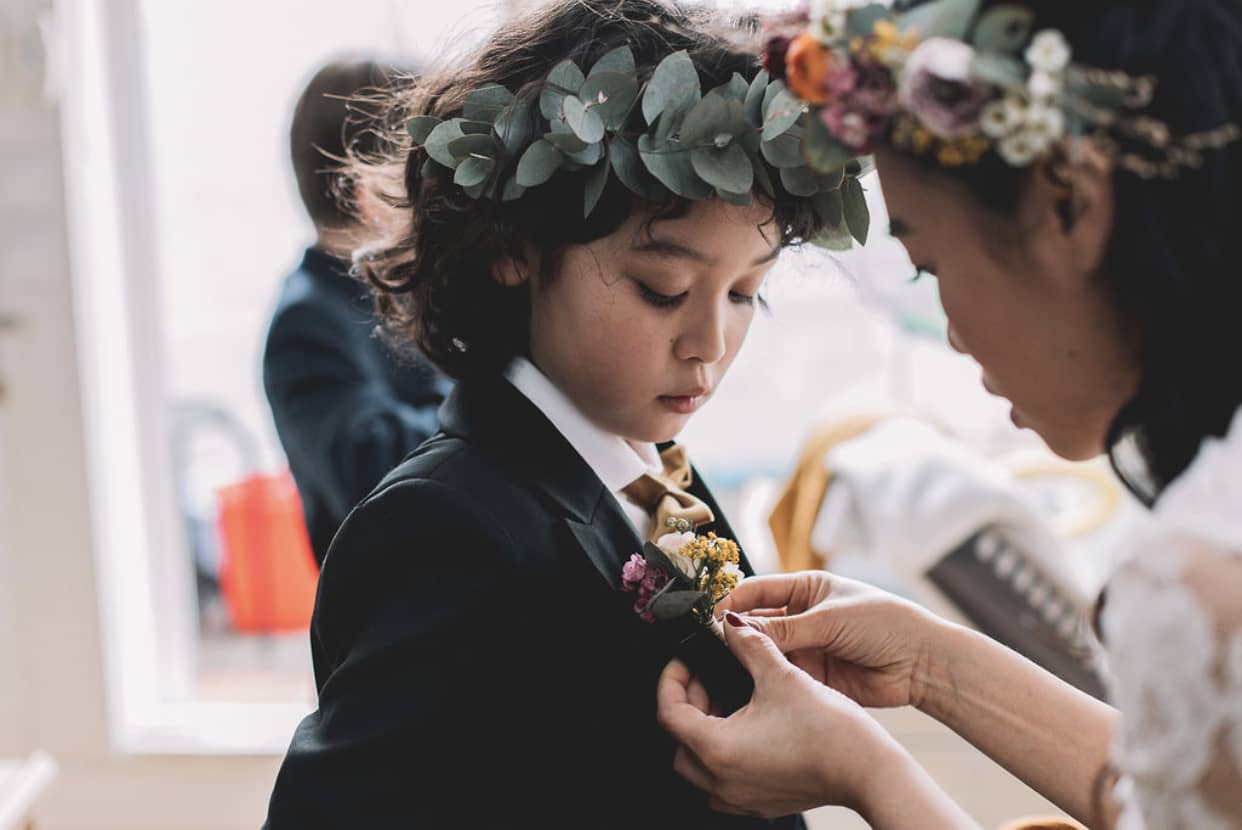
[505,357,661,493]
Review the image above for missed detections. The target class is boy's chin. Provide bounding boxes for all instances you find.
[625,414,688,445]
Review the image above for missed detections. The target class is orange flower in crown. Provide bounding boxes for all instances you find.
[784,32,840,105]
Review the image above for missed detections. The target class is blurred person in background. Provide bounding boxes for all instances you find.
[263,57,451,568]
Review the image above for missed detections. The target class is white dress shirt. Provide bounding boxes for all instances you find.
[505,357,663,538]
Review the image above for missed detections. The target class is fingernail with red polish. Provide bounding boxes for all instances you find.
[725,611,745,628]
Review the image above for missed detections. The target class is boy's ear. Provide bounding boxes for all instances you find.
[491,244,539,288]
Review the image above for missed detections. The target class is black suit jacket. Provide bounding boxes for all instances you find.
[262,247,450,565]
[265,373,805,829]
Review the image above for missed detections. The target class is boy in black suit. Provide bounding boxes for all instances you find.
[265,1,846,826]
[263,58,450,566]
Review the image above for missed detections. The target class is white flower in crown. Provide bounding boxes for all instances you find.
[1025,30,1072,74]
[998,131,1040,166]
[810,0,848,36]
[1028,70,1061,101]
[1153,407,1242,551]
[655,531,698,580]
[1025,104,1067,142]
[981,96,1022,139]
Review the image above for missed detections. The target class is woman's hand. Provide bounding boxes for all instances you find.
[656,614,916,819]
[717,571,953,710]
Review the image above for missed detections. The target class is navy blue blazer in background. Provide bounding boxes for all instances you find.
[263,247,450,566]
[263,373,805,830]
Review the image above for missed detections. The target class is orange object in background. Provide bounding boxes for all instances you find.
[216,471,319,633]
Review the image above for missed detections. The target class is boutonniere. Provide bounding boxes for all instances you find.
[621,518,743,630]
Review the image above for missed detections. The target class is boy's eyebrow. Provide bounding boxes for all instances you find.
[631,237,783,267]
[888,217,913,238]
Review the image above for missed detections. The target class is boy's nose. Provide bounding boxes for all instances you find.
[673,305,728,364]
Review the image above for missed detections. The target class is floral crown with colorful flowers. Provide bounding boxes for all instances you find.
[406,45,872,250]
[763,0,1240,178]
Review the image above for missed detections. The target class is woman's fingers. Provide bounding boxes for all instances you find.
[656,659,718,755]
[671,744,716,793]
[717,574,804,615]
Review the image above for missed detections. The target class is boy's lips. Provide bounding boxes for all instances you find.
[658,388,711,414]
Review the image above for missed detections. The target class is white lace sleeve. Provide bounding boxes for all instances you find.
[1100,409,1242,830]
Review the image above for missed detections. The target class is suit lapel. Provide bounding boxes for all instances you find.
[439,374,645,592]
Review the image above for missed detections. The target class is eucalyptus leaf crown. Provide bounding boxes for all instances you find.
[406,45,872,249]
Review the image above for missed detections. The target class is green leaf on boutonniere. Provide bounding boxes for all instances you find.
[406,115,441,145]
[650,589,708,621]
[972,4,1035,55]
[844,177,870,244]
[463,83,515,123]
[643,50,701,125]
[642,542,696,590]
[540,59,586,121]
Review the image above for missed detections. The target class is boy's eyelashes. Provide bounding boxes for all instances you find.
[635,281,759,310]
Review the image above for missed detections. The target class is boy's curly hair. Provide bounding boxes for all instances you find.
[351,0,830,379]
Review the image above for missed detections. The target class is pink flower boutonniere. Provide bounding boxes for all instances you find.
[621,520,743,629]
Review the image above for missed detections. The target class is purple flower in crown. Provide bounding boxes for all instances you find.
[899,38,988,140]
[819,57,897,152]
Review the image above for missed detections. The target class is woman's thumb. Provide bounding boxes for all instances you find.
[722,611,791,678]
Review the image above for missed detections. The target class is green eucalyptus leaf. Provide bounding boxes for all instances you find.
[544,130,589,153]
[971,53,1027,90]
[447,133,498,161]
[813,189,845,228]
[716,188,753,206]
[563,95,606,143]
[501,176,527,202]
[749,149,775,198]
[589,45,636,78]
[610,136,665,201]
[579,71,639,130]
[679,92,731,147]
[1068,81,1130,111]
[463,84,515,123]
[760,130,805,168]
[720,72,749,102]
[453,156,494,188]
[566,141,604,166]
[424,119,467,168]
[639,135,712,199]
[780,165,820,197]
[762,88,804,141]
[460,120,494,135]
[642,542,694,588]
[540,59,586,121]
[819,165,845,191]
[650,589,708,621]
[494,98,535,156]
[584,154,610,218]
[802,115,855,174]
[847,4,895,39]
[972,4,1035,54]
[691,144,753,194]
[643,50,701,125]
[462,181,487,199]
[421,157,451,182]
[406,115,441,145]
[762,79,787,118]
[899,0,981,40]
[515,139,564,187]
[811,223,855,251]
[745,69,770,128]
[843,176,870,244]
[653,108,678,146]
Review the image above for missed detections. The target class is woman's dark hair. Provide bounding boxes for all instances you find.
[351,0,829,381]
[290,57,415,229]
[896,0,1242,504]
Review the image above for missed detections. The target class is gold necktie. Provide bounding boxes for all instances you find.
[622,444,715,542]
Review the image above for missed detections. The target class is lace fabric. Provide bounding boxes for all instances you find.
[1101,408,1242,829]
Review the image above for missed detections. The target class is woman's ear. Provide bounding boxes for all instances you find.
[490,244,538,288]
[1025,139,1115,278]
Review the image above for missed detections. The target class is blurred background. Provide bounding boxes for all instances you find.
[0,0,1149,827]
